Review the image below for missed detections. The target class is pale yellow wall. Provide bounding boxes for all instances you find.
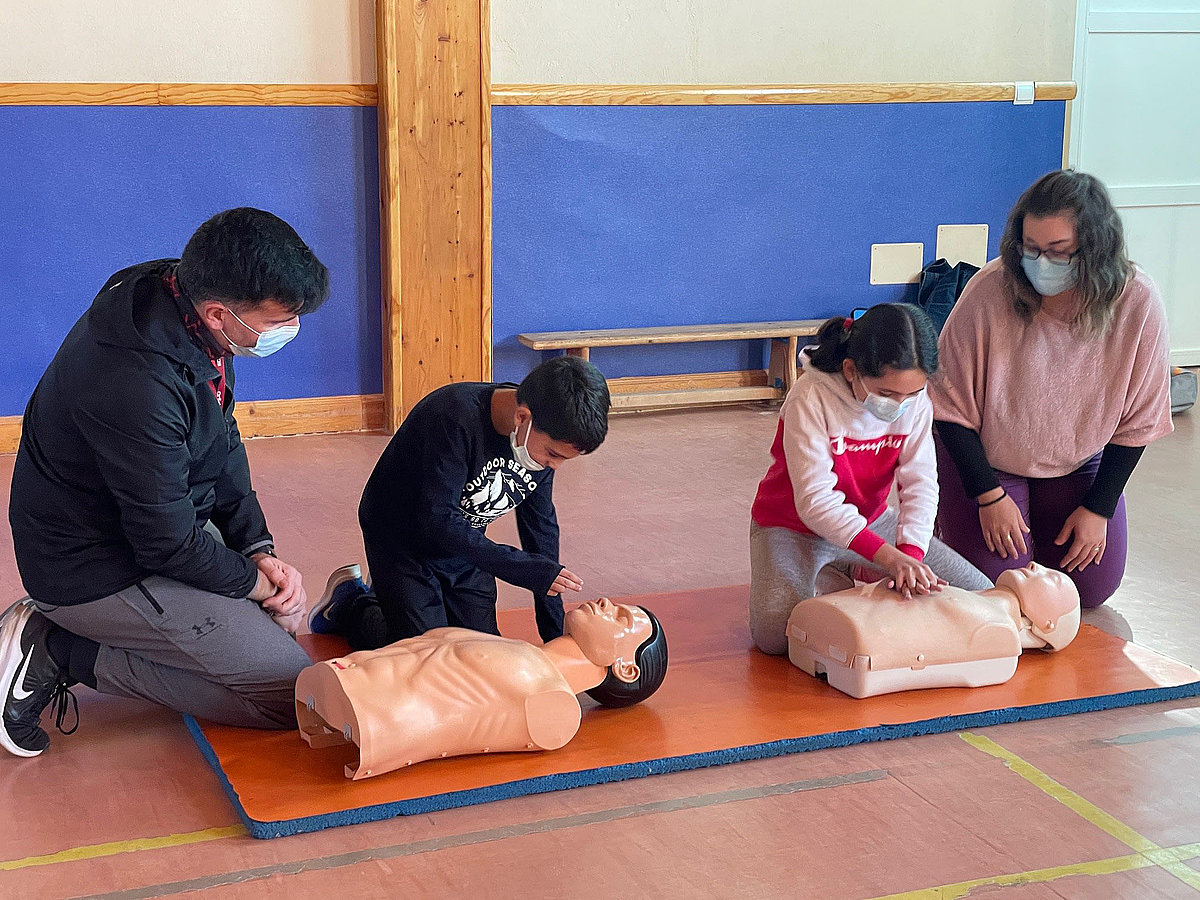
[491,0,1077,83]
[0,0,1075,86]
[0,0,375,83]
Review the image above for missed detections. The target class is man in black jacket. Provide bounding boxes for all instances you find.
[0,208,328,758]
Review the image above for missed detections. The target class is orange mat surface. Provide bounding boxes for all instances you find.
[188,586,1200,838]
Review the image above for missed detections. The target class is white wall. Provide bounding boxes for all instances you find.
[0,0,375,83]
[1070,0,1200,363]
[491,0,1077,83]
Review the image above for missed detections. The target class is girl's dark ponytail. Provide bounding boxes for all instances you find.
[807,316,855,373]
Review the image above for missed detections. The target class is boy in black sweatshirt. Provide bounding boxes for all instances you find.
[310,356,611,648]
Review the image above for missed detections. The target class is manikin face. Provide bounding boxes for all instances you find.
[511,406,582,471]
[564,599,652,683]
[996,562,1081,649]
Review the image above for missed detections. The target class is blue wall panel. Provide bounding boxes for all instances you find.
[0,106,380,416]
[492,102,1065,382]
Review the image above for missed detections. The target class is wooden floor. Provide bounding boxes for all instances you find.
[0,404,1197,899]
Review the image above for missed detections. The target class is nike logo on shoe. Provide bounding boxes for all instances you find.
[11,648,34,702]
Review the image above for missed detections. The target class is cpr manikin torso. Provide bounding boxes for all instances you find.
[786,562,1081,698]
[296,600,666,779]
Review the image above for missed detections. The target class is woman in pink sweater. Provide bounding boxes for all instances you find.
[749,303,990,655]
[931,171,1172,608]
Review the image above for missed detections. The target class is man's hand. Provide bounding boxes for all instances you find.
[549,567,583,597]
[270,607,306,636]
[251,553,307,618]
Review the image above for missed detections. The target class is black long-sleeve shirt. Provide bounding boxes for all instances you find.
[358,383,565,640]
[935,420,1144,519]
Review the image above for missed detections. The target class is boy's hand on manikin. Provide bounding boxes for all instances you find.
[549,567,583,597]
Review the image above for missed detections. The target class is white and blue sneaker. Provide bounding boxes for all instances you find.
[308,565,370,636]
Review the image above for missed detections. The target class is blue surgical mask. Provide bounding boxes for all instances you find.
[1021,255,1079,297]
[863,392,912,423]
[856,376,915,423]
[222,307,300,358]
[510,419,545,471]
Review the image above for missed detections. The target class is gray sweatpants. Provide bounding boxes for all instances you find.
[36,576,313,729]
[749,507,993,655]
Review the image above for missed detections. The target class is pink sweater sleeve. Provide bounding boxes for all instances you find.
[1113,277,1173,447]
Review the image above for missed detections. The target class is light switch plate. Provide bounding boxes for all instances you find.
[870,242,924,285]
[936,224,989,267]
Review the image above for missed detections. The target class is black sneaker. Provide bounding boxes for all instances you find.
[0,599,77,758]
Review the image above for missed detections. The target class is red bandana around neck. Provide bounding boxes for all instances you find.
[164,271,228,407]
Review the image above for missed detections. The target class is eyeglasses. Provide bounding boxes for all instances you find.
[1020,244,1078,267]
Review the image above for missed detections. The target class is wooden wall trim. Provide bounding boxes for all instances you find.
[607,370,769,395]
[480,0,495,381]
[0,82,377,106]
[0,395,386,453]
[490,81,1077,106]
[375,0,405,432]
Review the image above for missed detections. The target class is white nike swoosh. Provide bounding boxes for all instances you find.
[11,647,34,702]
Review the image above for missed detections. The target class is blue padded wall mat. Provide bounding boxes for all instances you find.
[0,106,380,415]
[491,101,1065,382]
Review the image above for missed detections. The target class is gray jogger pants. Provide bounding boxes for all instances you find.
[749,507,993,655]
[37,576,312,729]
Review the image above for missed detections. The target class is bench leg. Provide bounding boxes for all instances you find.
[768,337,799,392]
[565,347,590,362]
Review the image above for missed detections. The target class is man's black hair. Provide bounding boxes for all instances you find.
[585,607,668,708]
[516,356,611,453]
[176,207,330,315]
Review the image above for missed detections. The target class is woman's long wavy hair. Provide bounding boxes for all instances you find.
[999,170,1130,339]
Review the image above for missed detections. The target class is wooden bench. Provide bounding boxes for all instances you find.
[518,320,825,411]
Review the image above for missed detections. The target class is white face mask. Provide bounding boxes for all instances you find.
[1021,255,1079,297]
[222,307,300,358]
[509,419,545,471]
[856,376,915,423]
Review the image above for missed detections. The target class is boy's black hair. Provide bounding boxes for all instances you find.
[516,356,610,453]
[807,303,939,378]
[584,607,668,708]
[176,207,330,315]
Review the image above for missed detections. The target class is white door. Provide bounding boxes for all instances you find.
[1070,1,1200,364]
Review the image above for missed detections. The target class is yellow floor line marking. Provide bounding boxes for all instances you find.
[871,853,1155,899]
[959,731,1160,853]
[1157,861,1200,890]
[0,825,247,871]
[872,734,1200,898]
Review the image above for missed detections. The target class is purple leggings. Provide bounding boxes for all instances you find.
[935,441,1127,608]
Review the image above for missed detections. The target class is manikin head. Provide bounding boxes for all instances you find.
[996,562,1081,651]
[564,599,668,708]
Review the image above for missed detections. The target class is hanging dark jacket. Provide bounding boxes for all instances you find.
[9,259,268,606]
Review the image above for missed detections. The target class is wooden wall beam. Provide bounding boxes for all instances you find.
[0,82,375,105]
[491,81,1077,106]
[376,0,489,430]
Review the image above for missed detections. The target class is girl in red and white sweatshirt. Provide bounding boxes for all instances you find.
[749,303,991,655]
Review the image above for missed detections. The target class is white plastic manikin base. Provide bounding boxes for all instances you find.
[785,579,1026,699]
[787,642,1018,699]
